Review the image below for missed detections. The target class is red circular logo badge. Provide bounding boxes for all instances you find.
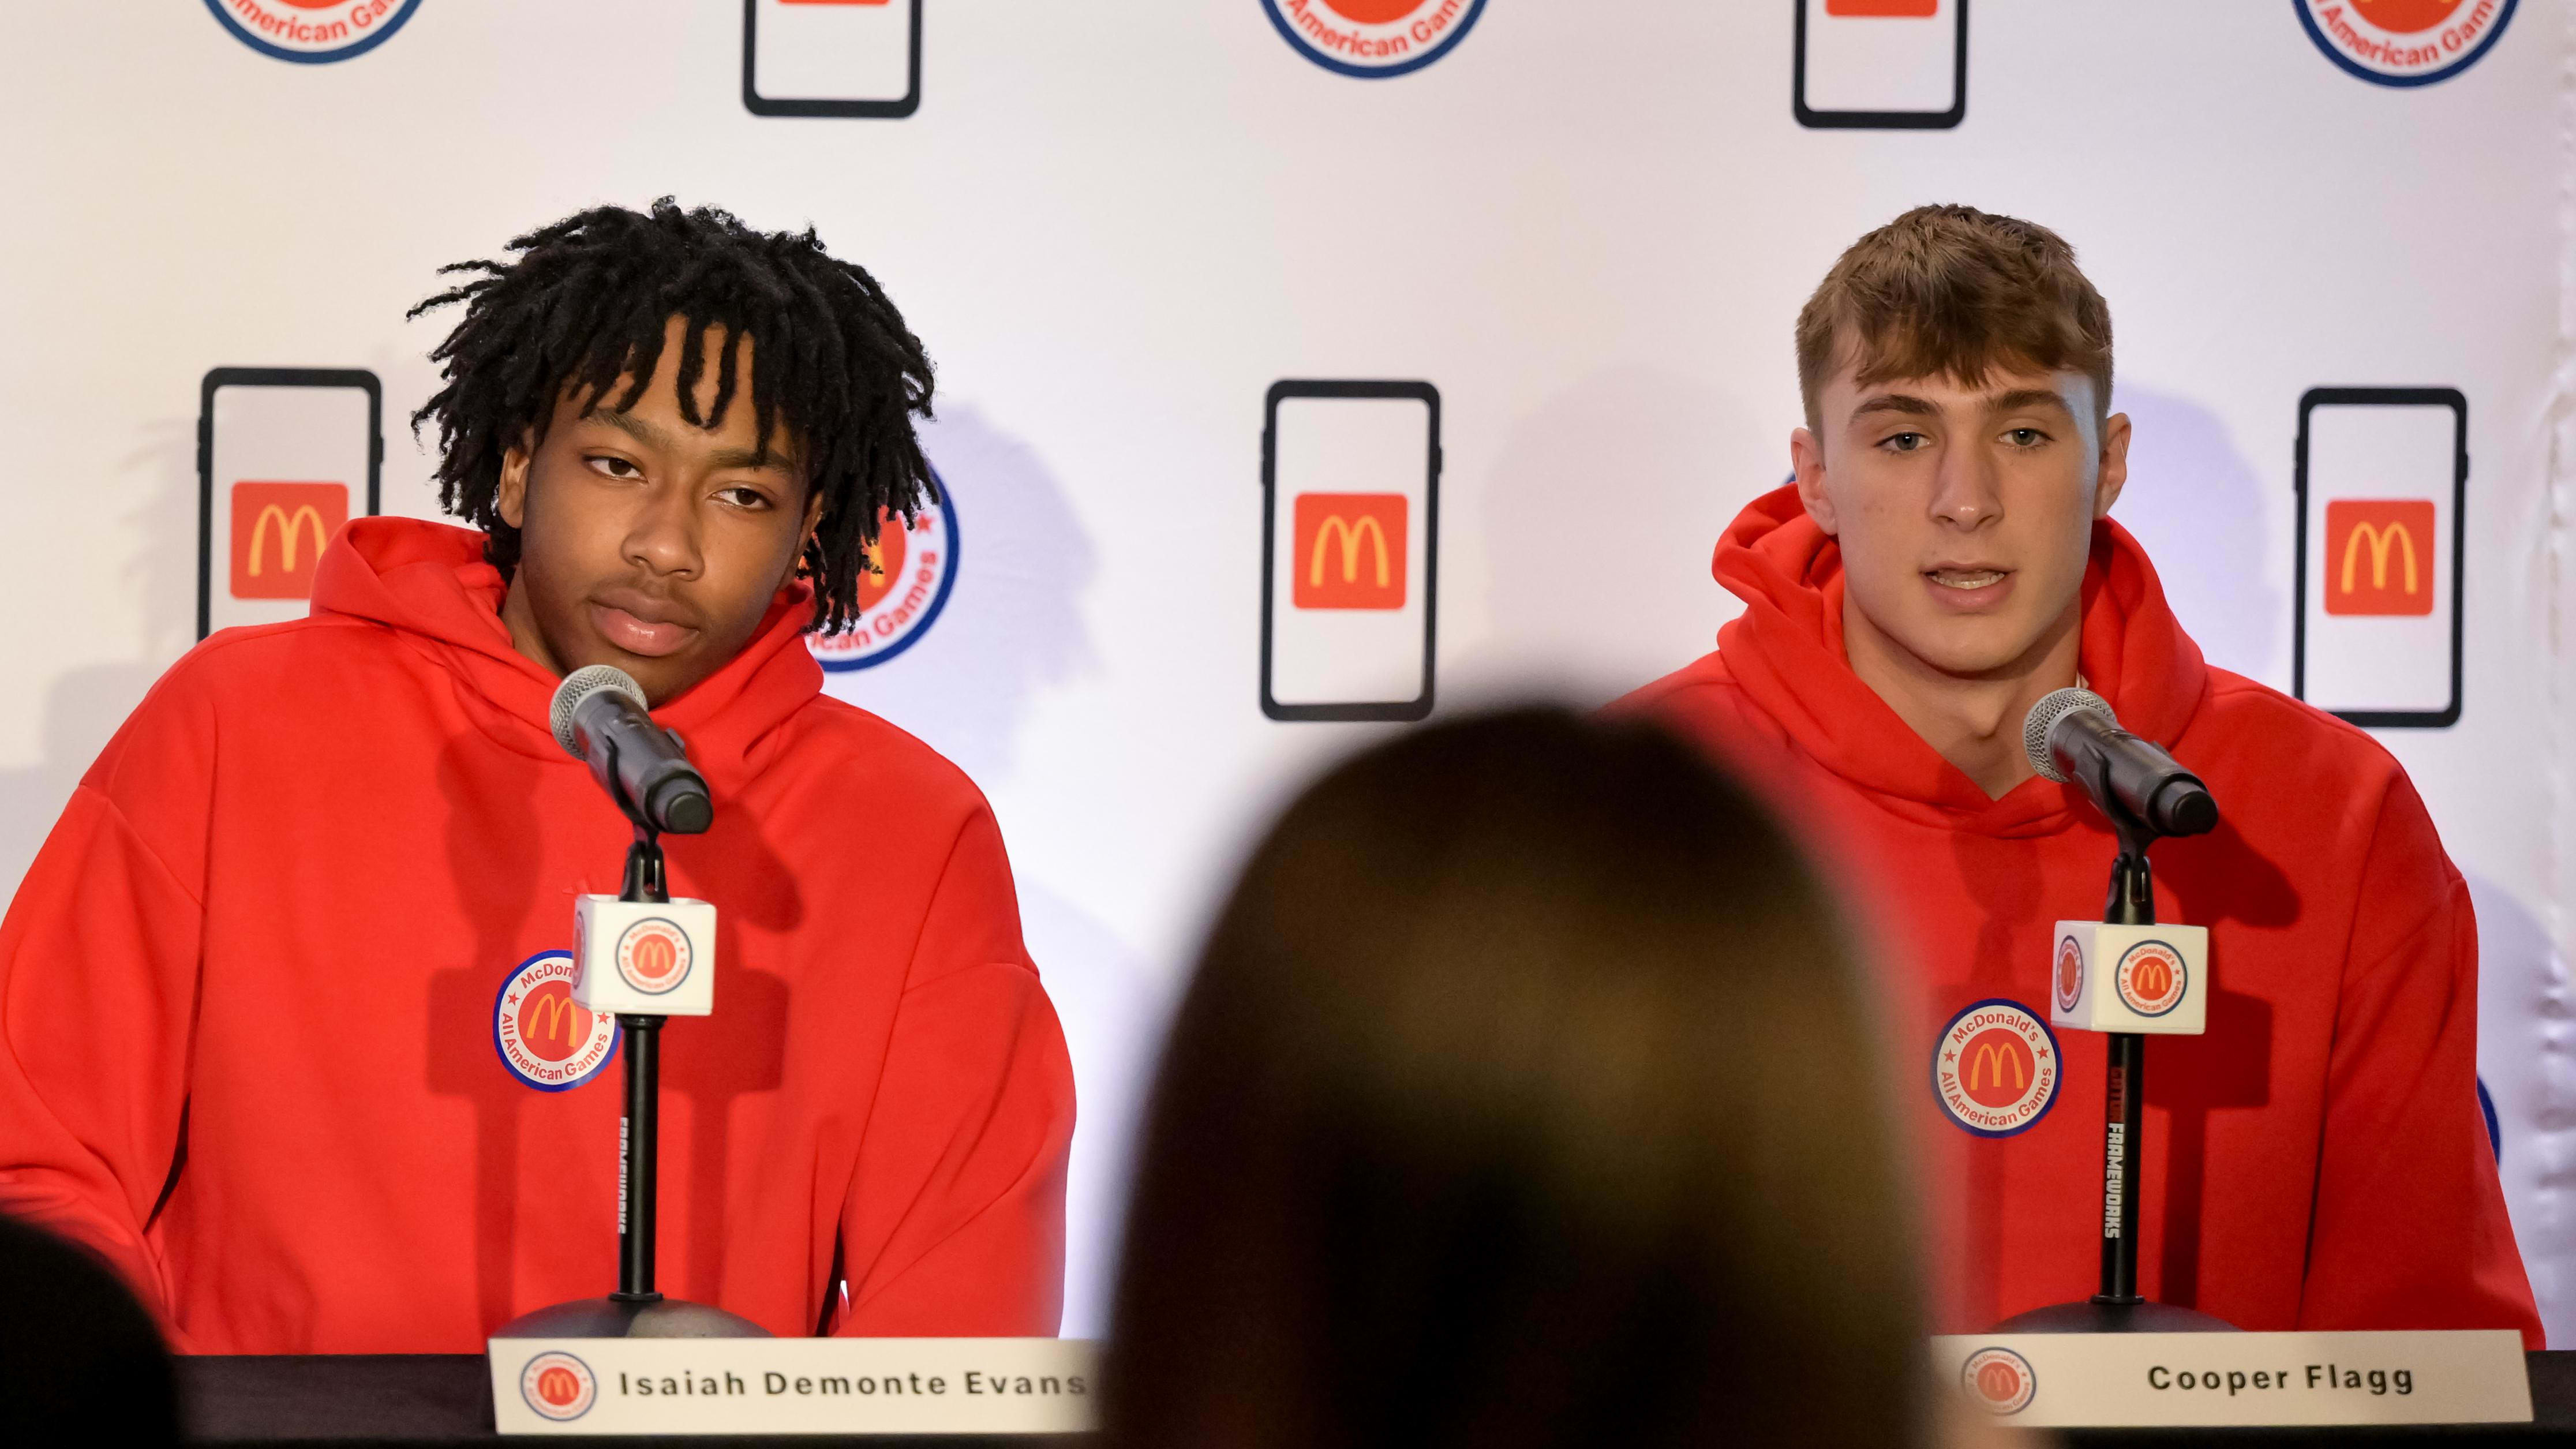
[1961,1346,2036,1415]
[808,475,958,673]
[202,0,424,63]
[616,918,694,995]
[521,1351,598,1421]
[2054,935,2085,1014]
[2296,0,2516,87]
[2115,941,2187,1017]
[1260,0,1489,78]
[1931,1001,2060,1137]
[493,952,619,1092]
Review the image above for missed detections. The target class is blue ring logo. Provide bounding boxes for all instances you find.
[1261,0,1488,80]
[1930,999,2061,1139]
[2294,0,2516,88]
[491,951,621,1093]
[203,0,423,65]
[809,469,960,673]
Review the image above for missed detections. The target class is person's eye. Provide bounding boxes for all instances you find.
[2003,428,2049,448]
[585,454,643,480]
[715,485,774,511]
[1881,432,1929,453]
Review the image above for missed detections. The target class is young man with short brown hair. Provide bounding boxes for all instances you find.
[1622,204,2539,1340]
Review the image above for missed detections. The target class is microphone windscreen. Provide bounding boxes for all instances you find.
[2023,687,2114,783]
[550,665,647,759]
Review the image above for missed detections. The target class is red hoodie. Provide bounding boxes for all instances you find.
[1620,486,2540,1345]
[0,519,1073,1352]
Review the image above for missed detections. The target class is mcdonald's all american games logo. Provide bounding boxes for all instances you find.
[1961,1347,2038,1416]
[1261,0,1488,78]
[2054,935,2085,1014]
[2116,940,2188,1017]
[203,0,423,63]
[2297,1,2516,87]
[808,478,958,672]
[2324,500,2435,615]
[1931,1000,2058,1137]
[521,1351,598,1422]
[493,952,619,1092]
[230,482,347,601]
[1293,493,1406,610]
[616,918,694,996]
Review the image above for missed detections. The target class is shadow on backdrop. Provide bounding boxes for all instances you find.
[819,401,1160,1336]
[1465,367,1755,703]
[0,416,200,904]
[2109,385,2278,686]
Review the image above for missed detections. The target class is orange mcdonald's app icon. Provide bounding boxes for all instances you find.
[2324,499,2435,616]
[1293,493,1406,611]
[1826,0,1939,14]
[229,481,349,601]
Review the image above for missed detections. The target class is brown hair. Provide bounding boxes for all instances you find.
[1796,203,2113,432]
[1103,709,1930,1449]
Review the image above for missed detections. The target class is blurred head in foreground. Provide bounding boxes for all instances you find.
[1104,709,1930,1449]
[0,1212,175,1442]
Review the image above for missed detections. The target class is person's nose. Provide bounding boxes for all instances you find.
[1927,439,2002,532]
[623,480,703,579]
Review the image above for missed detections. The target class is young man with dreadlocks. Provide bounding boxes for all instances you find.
[0,201,1074,1351]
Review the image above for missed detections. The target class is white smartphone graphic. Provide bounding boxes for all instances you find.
[743,0,920,118]
[197,368,381,640]
[2293,387,2466,728]
[1794,0,1967,130]
[1260,381,1440,723]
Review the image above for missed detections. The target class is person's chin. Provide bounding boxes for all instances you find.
[1900,620,2043,681]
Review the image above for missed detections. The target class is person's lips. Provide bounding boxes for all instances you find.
[1923,564,2015,610]
[589,591,703,658]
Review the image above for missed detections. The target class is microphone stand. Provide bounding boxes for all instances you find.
[1995,792,2231,1334]
[494,816,765,1339]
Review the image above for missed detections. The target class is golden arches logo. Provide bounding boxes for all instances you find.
[2130,954,2174,1001]
[2339,520,2418,597]
[2323,499,2436,617]
[630,933,678,982]
[227,481,349,602]
[248,504,328,578]
[616,919,691,995]
[536,1367,583,1406]
[524,990,585,1053]
[1309,514,1390,590]
[1290,492,1406,611]
[1967,1041,2027,1094]
[2116,941,2186,1016]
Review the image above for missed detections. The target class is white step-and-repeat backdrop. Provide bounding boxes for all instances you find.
[2,1,2568,1338]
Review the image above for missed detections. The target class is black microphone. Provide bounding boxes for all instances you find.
[2023,687,2217,839]
[549,665,713,836]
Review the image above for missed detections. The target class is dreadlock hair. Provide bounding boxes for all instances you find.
[408,198,936,635]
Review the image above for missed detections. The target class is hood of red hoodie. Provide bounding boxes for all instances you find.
[1710,484,2211,838]
[306,516,823,784]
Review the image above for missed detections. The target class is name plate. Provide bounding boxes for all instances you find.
[489,1337,1098,1436]
[1931,1331,2529,1428]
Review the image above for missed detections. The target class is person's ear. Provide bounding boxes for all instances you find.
[2094,411,2131,519]
[497,432,534,530]
[1791,426,1838,535]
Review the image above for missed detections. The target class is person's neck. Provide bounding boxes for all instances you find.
[1842,596,2082,801]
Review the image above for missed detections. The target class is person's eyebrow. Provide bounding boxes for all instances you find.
[589,406,672,451]
[1985,388,2073,417]
[592,407,795,474]
[1850,392,1940,421]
